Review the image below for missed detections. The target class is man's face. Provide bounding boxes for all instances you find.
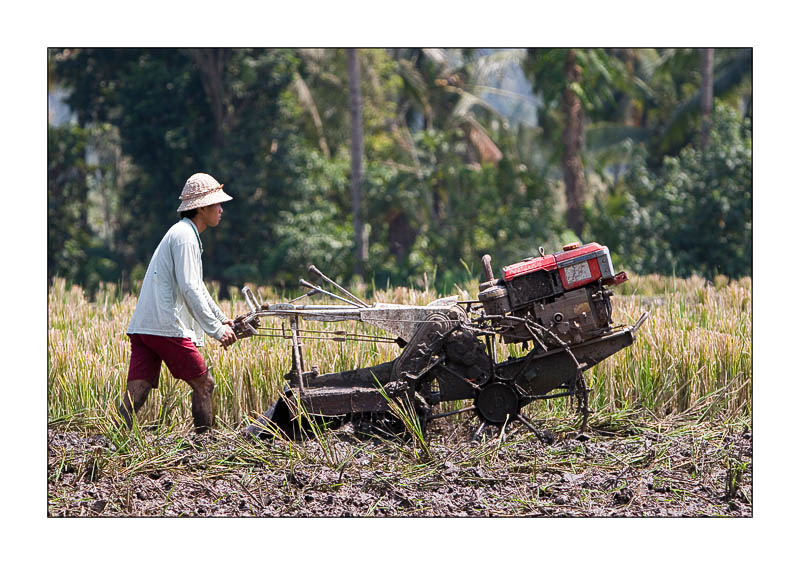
[198,203,223,228]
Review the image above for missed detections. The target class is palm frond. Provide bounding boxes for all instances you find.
[422,48,456,74]
[291,72,330,159]
[466,49,526,86]
[473,84,537,104]
[396,59,432,120]
[586,123,650,152]
[450,88,502,120]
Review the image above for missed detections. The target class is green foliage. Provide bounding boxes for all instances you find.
[293,49,403,159]
[361,127,557,290]
[268,151,354,284]
[654,49,752,159]
[588,105,752,279]
[48,48,752,293]
[48,124,90,282]
[48,124,122,290]
[51,48,308,292]
[268,49,560,290]
[267,127,557,292]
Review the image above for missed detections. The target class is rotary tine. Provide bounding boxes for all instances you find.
[516,414,554,445]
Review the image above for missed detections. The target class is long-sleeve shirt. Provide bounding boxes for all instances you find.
[127,218,227,346]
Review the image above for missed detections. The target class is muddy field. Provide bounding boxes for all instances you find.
[47,414,752,518]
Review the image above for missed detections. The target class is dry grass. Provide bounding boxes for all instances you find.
[47,273,751,433]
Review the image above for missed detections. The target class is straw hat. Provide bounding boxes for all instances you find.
[177,172,233,212]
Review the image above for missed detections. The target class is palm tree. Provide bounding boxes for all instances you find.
[188,48,230,147]
[393,48,532,165]
[700,48,715,148]
[561,49,588,238]
[525,48,621,238]
[652,48,751,158]
[347,49,367,276]
[526,48,752,203]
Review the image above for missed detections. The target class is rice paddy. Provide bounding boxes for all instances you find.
[47,274,751,431]
[47,274,752,517]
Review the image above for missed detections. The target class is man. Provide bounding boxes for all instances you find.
[119,172,237,433]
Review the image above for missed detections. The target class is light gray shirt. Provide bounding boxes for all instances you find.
[127,218,227,346]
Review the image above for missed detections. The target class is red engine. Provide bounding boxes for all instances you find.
[477,242,628,346]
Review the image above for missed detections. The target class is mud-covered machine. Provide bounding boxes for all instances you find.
[232,242,649,441]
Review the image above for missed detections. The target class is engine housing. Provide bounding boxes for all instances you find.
[477,242,628,346]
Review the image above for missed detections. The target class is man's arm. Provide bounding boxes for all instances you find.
[173,241,230,342]
[202,285,229,324]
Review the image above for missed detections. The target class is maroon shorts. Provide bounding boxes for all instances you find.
[127,333,208,387]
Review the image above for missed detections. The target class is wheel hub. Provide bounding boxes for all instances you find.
[475,382,519,424]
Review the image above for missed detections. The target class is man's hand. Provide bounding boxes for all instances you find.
[220,325,237,348]
[223,319,234,327]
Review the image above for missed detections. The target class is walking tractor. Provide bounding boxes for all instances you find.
[232,242,649,442]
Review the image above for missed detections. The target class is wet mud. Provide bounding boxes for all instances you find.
[48,419,752,517]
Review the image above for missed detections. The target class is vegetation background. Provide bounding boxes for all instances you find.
[47,47,752,294]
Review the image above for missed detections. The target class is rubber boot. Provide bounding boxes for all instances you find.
[118,379,153,429]
[190,368,215,434]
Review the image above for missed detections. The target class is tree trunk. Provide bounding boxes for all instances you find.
[700,48,715,149]
[347,49,368,276]
[387,208,415,263]
[562,49,587,238]
[189,48,229,147]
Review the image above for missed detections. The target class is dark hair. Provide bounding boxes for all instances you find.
[180,208,199,219]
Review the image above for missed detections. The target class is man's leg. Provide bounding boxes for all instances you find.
[118,379,154,429]
[143,335,213,433]
[188,368,215,433]
[120,334,160,429]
